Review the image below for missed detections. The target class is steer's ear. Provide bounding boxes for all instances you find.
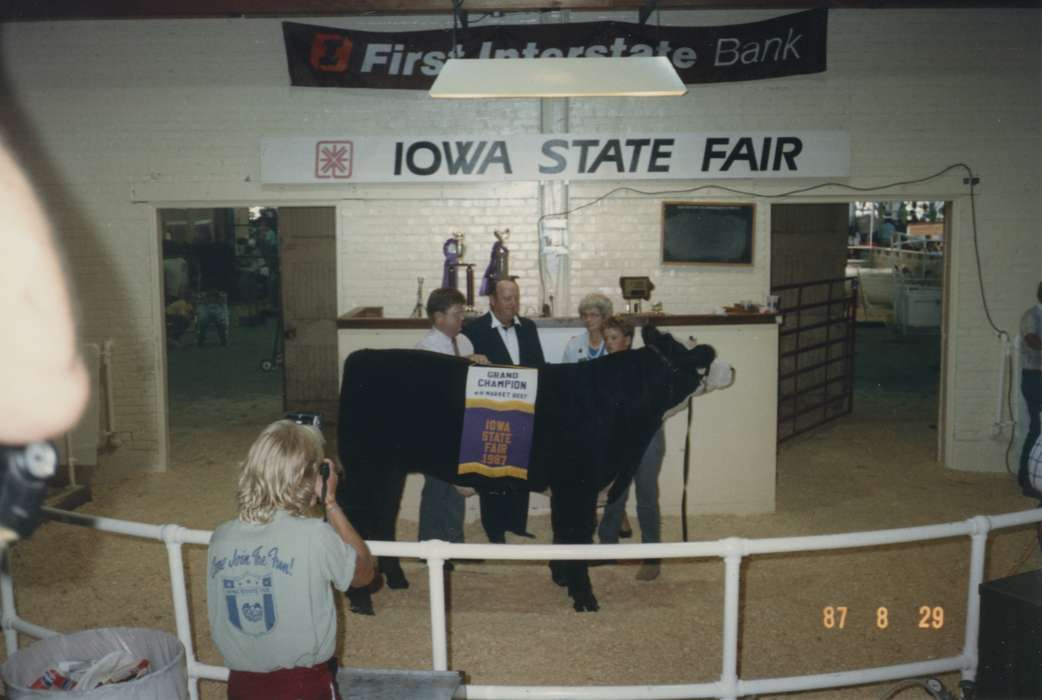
[642,324,663,346]
[683,343,716,372]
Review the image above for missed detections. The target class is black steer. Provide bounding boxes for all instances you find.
[336,326,722,613]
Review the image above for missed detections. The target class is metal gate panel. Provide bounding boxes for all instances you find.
[773,276,858,443]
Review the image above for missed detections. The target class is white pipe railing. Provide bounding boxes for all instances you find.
[100,340,121,448]
[61,432,78,488]
[2,506,1040,700]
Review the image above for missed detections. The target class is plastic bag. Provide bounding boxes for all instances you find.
[1,627,186,699]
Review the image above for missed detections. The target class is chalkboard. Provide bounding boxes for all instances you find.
[662,202,755,265]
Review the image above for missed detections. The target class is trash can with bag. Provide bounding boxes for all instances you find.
[0,627,187,699]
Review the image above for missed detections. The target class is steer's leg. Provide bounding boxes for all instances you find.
[549,485,599,612]
[339,461,379,615]
[375,467,410,590]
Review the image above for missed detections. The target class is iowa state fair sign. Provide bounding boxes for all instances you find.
[260,132,850,184]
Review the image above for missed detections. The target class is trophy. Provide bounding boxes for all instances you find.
[480,228,511,296]
[493,229,510,279]
[442,234,462,289]
[442,233,476,309]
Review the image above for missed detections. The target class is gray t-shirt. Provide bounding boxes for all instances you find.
[1021,304,1042,371]
[207,510,356,672]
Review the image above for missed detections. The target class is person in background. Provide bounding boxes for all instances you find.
[207,420,374,700]
[165,295,194,347]
[561,292,612,363]
[416,287,488,364]
[597,315,665,581]
[196,288,230,346]
[1019,282,1042,498]
[462,277,546,543]
[194,229,234,347]
[1027,433,1042,498]
[415,288,487,557]
[877,215,897,247]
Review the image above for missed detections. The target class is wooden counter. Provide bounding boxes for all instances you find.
[338,306,779,330]
[336,306,779,519]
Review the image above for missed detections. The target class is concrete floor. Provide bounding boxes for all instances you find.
[853,323,940,400]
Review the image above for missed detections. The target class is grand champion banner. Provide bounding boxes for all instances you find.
[260,131,850,183]
[457,366,538,480]
[282,9,826,90]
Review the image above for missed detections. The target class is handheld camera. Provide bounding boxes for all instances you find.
[285,412,331,517]
[0,442,58,543]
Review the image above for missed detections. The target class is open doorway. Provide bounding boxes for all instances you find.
[158,205,340,469]
[770,201,948,458]
[159,206,285,466]
[846,201,947,448]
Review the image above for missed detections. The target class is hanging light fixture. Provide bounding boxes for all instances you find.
[429,56,687,99]
[430,1,685,99]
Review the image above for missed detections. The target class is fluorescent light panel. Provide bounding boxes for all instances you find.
[429,56,687,99]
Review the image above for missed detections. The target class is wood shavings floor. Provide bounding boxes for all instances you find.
[4,322,1039,699]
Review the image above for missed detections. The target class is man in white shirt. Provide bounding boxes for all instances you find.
[416,288,486,363]
[1019,282,1042,497]
[415,288,487,551]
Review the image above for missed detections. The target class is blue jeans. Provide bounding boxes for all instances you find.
[196,299,229,346]
[599,428,665,545]
[418,476,466,543]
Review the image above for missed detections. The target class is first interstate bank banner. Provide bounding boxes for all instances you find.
[260,131,850,184]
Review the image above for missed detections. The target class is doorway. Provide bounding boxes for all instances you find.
[846,199,947,427]
[770,201,949,457]
[158,205,339,469]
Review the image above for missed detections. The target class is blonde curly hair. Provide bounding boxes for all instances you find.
[237,420,325,524]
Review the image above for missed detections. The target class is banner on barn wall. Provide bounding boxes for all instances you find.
[282,9,827,90]
[260,131,850,183]
[457,366,538,480]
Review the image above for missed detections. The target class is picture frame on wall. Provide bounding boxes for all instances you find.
[661,201,756,265]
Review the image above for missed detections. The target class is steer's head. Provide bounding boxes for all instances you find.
[641,325,735,413]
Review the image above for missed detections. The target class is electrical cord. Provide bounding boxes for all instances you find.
[878,676,957,700]
[537,162,1023,467]
[1005,349,1017,476]
[1004,528,1039,578]
[956,169,1019,490]
[539,163,979,222]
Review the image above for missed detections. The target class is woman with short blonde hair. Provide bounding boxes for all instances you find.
[562,292,614,363]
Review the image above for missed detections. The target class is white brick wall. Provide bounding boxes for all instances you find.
[0,9,1038,475]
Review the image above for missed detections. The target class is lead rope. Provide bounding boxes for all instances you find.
[681,396,693,542]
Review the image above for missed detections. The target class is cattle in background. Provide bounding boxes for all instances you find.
[336,326,734,613]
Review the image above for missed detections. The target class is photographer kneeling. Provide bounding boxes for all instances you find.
[207,420,374,700]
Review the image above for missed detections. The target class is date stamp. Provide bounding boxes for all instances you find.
[821,605,944,630]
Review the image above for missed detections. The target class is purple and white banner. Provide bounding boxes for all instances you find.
[457,366,538,480]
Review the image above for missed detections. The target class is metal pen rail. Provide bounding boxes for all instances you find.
[773,276,859,443]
